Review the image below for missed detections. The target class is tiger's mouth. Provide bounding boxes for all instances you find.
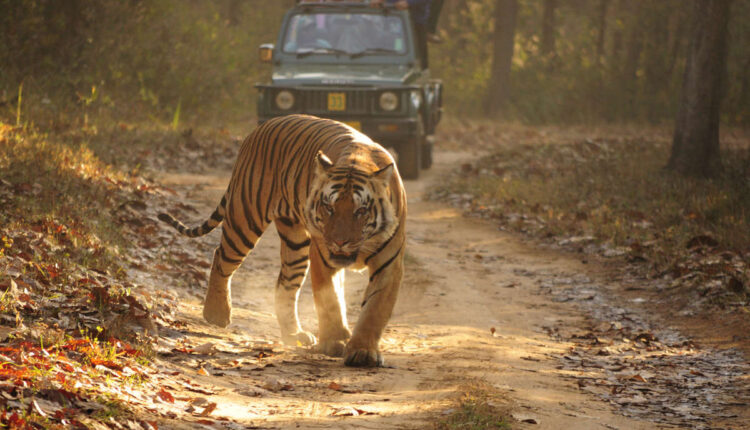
[329,251,358,267]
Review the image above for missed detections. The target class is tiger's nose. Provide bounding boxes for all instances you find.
[333,239,347,247]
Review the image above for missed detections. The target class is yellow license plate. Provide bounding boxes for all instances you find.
[343,121,361,131]
[327,93,346,111]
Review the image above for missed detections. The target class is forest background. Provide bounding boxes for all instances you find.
[1,0,748,127]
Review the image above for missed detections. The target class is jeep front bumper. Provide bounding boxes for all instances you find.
[256,84,422,144]
[257,114,418,144]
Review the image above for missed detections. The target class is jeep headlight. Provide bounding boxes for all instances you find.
[379,91,398,111]
[275,90,294,110]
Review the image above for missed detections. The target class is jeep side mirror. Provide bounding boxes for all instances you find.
[259,44,274,63]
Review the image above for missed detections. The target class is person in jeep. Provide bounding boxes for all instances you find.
[283,9,406,56]
[371,0,431,67]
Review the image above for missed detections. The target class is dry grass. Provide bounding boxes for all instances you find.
[461,138,747,251]
[434,385,512,430]
[0,123,133,272]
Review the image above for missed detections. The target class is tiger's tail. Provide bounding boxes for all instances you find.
[157,195,226,238]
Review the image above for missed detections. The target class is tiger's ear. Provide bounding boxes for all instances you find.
[372,163,394,182]
[315,151,334,175]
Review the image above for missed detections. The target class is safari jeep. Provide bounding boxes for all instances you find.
[255,0,442,179]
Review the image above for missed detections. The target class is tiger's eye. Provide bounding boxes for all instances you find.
[355,207,368,217]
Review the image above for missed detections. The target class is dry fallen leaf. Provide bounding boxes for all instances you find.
[188,397,211,407]
[156,389,175,404]
[27,399,47,418]
[331,406,375,416]
[140,420,158,430]
[179,381,216,395]
[197,402,217,417]
[327,382,361,394]
[263,379,294,392]
[192,342,217,355]
[328,382,342,391]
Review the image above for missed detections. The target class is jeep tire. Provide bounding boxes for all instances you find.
[397,139,421,180]
[421,138,433,170]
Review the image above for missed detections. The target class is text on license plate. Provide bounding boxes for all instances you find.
[327,93,346,111]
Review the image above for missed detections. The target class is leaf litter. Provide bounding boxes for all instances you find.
[0,125,260,427]
[539,274,749,429]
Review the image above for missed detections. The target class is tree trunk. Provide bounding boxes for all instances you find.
[610,0,628,65]
[667,0,730,177]
[595,0,610,63]
[665,7,687,77]
[622,5,643,86]
[541,0,557,56]
[224,0,242,26]
[618,1,644,118]
[485,0,518,116]
[738,54,750,124]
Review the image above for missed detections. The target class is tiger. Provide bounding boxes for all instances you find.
[157,114,406,367]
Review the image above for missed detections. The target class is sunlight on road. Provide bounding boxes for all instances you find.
[414,208,462,221]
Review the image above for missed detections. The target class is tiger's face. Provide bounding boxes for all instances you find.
[306,152,395,268]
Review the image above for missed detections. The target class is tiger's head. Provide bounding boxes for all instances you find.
[305,151,396,268]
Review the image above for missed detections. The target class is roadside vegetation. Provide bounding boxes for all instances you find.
[430,121,749,314]
[0,109,248,427]
[0,122,160,427]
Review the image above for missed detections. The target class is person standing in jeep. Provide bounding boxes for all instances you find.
[371,0,431,67]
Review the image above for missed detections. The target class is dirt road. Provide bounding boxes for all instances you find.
[153,149,748,429]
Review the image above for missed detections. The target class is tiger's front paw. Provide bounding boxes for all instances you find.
[203,296,231,328]
[343,343,384,367]
[282,331,317,347]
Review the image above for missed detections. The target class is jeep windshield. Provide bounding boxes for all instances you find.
[282,12,408,56]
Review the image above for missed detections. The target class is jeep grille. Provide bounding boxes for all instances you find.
[261,87,408,116]
[301,89,370,114]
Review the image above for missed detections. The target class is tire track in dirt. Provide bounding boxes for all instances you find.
[154,149,743,429]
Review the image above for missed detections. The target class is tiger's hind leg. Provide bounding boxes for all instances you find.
[204,221,262,327]
[274,219,316,347]
[309,241,352,357]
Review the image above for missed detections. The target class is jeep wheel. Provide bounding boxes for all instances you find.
[397,140,421,180]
